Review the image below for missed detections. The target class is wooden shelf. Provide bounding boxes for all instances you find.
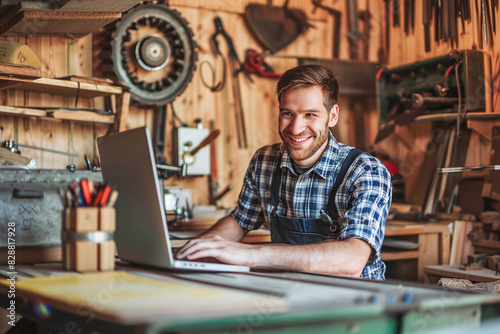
[379,112,500,133]
[0,105,115,124]
[412,111,500,123]
[425,264,500,283]
[472,239,500,253]
[0,76,130,130]
[382,250,419,261]
[0,76,122,97]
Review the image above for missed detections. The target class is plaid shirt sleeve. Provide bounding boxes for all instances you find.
[230,146,276,231]
[339,154,392,263]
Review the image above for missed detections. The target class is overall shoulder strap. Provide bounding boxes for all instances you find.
[326,148,363,220]
[269,150,284,209]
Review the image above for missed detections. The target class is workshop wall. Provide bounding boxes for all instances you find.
[158,1,335,208]
[375,0,500,205]
[0,0,499,210]
[154,0,383,208]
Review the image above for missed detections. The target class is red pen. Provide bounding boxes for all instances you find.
[99,184,112,207]
[80,179,92,206]
[93,186,104,207]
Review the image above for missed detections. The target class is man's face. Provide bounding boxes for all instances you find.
[279,86,339,166]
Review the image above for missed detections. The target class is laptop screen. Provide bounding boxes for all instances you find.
[97,126,175,267]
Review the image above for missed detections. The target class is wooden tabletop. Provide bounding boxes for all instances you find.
[425,264,500,283]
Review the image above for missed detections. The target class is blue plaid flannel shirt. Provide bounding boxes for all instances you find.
[231,132,393,279]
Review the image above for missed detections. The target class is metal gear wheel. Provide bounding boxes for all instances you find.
[111,3,198,106]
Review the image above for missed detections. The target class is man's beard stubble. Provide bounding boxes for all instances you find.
[279,122,330,163]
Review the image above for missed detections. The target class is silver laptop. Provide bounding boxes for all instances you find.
[96,126,249,272]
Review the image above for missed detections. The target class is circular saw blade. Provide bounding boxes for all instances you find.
[110,3,198,106]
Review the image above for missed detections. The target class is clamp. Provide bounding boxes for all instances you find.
[244,50,282,79]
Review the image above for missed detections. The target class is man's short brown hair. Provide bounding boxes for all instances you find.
[276,65,339,111]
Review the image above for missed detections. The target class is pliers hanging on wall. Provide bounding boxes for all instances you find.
[211,17,249,148]
[212,17,253,83]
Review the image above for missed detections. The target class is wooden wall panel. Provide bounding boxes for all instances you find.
[0,116,14,145]
[16,118,42,166]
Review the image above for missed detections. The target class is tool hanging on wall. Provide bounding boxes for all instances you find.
[243,50,282,79]
[404,0,498,52]
[244,0,313,54]
[181,129,220,166]
[346,0,363,60]
[311,0,342,59]
[107,2,198,106]
[479,0,498,47]
[4,140,79,157]
[358,0,372,62]
[423,0,432,52]
[173,121,219,176]
[157,163,187,179]
[379,0,391,63]
[212,17,251,149]
[198,56,226,92]
[393,0,401,27]
[403,0,415,35]
[375,50,490,143]
[438,165,500,173]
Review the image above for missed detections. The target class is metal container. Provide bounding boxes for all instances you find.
[0,169,102,247]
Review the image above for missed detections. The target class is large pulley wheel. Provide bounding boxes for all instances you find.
[111,3,197,106]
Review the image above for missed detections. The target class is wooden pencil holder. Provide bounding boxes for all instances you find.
[62,207,116,272]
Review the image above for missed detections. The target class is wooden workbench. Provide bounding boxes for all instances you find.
[2,263,500,333]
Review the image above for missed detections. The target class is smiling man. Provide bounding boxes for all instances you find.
[176,65,392,279]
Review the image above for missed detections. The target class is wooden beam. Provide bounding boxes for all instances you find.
[0,105,114,124]
[0,9,121,37]
[57,0,141,12]
[382,250,419,261]
[116,91,131,132]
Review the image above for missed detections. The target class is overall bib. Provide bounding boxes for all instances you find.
[269,149,362,244]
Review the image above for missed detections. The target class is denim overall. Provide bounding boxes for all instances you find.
[269,149,362,244]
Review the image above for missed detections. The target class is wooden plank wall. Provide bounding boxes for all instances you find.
[0,0,499,209]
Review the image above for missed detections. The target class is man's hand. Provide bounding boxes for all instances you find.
[175,235,257,266]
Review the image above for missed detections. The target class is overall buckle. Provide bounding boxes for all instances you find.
[320,210,343,234]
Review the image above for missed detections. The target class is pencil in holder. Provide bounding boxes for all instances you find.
[62,207,116,272]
